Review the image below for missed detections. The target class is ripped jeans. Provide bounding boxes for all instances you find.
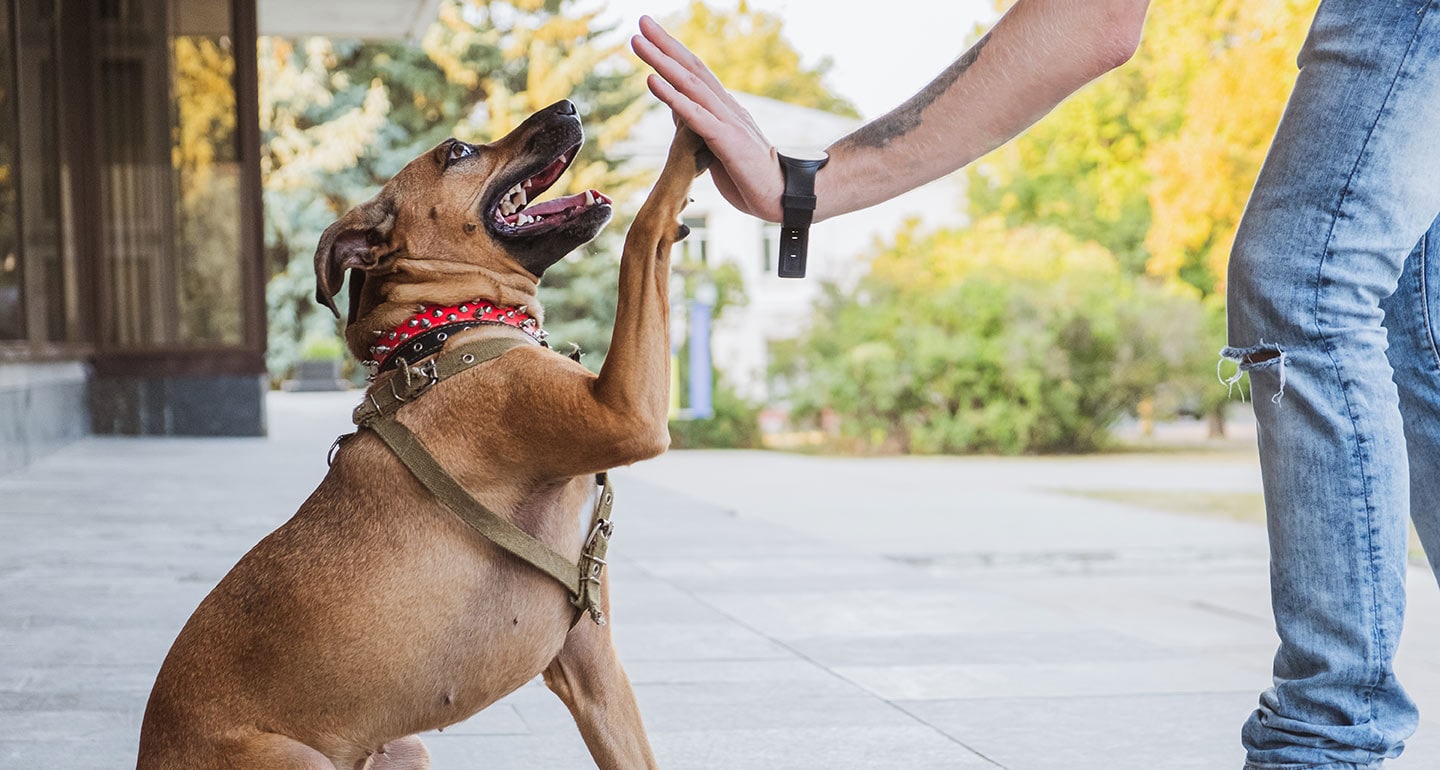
[1224,0,1440,768]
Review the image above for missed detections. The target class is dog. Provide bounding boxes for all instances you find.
[136,100,709,770]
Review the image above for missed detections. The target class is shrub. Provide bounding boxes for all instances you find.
[667,379,763,450]
[773,218,1215,454]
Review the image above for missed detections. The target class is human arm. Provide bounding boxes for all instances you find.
[631,0,1150,222]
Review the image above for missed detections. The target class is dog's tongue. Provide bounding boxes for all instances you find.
[510,189,612,225]
[526,193,586,218]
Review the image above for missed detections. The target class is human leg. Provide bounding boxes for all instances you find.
[1380,217,1440,579]
[1224,0,1440,767]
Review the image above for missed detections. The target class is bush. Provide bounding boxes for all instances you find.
[667,379,763,449]
[773,218,1215,454]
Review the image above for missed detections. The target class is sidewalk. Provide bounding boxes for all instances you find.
[2,392,1438,769]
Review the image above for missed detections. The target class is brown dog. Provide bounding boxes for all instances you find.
[136,100,708,770]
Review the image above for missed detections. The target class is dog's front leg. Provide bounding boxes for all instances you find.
[504,124,710,477]
[496,124,708,476]
[592,124,710,451]
[542,569,656,770]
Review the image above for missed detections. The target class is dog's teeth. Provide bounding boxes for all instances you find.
[584,190,595,206]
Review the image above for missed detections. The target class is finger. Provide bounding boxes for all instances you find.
[645,74,728,143]
[637,16,735,108]
[633,34,741,126]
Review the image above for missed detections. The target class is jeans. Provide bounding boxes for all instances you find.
[1223,0,1440,767]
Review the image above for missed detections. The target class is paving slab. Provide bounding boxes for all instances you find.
[2,392,1439,769]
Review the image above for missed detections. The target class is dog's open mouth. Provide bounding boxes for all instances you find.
[488,145,613,237]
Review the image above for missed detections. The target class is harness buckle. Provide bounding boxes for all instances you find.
[391,359,440,403]
[578,517,615,625]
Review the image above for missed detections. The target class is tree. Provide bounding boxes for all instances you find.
[260,0,650,379]
[664,0,859,118]
[1144,0,1318,294]
[966,0,1231,274]
[952,0,1316,439]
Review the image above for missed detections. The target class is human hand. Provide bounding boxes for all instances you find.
[631,15,785,221]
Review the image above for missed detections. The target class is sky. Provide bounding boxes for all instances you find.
[592,0,999,120]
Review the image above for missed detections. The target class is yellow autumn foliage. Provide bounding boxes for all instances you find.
[1144,0,1318,293]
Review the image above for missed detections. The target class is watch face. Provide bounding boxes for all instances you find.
[777,148,829,163]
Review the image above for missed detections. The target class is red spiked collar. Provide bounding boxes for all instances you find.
[368,300,546,372]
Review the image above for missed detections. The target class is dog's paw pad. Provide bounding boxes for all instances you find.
[693,146,714,173]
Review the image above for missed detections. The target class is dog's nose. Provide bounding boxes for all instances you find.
[553,100,577,116]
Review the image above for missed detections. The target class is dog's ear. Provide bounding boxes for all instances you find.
[314,194,397,319]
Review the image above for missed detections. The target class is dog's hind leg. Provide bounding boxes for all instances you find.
[162,730,336,770]
[361,735,431,770]
[543,574,658,770]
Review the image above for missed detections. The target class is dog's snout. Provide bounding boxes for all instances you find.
[552,100,577,116]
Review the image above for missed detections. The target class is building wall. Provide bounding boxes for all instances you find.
[0,362,87,474]
[0,0,267,473]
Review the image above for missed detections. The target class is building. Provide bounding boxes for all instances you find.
[0,0,438,473]
[618,94,967,404]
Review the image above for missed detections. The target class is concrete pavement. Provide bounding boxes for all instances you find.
[2,391,1438,769]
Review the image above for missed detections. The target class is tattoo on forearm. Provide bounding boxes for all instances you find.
[838,31,993,150]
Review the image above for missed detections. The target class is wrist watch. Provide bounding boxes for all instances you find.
[776,149,828,279]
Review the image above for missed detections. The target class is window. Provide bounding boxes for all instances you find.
[98,0,244,348]
[0,0,19,339]
[761,224,780,273]
[2,0,76,343]
[678,215,708,265]
[170,0,242,345]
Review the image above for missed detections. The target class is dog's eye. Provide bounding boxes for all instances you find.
[447,142,475,165]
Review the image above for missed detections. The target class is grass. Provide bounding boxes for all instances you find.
[1060,488,1429,564]
[1060,489,1266,524]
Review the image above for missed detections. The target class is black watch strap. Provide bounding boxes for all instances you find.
[777,151,828,278]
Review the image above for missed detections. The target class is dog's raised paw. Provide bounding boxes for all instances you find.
[693,145,714,173]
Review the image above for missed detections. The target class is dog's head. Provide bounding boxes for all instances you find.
[313,99,613,354]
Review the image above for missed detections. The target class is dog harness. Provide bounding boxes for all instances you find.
[346,334,616,626]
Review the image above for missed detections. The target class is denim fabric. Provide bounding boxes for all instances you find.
[1224,0,1440,767]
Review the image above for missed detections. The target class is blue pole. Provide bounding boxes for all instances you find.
[688,299,713,419]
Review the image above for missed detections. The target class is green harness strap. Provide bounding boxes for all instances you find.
[349,336,616,625]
